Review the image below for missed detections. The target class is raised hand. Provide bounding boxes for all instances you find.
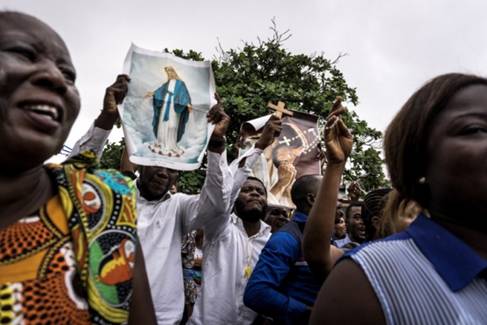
[95,74,130,130]
[328,96,347,118]
[104,74,130,115]
[255,115,282,150]
[324,98,353,165]
[277,161,296,185]
[347,181,363,201]
[208,93,230,138]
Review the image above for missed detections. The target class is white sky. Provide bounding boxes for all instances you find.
[4,0,487,151]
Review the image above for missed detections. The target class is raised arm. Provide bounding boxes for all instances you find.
[187,109,282,239]
[70,75,129,158]
[183,95,233,236]
[302,98,352,279]
[128,243,157,325]
[229,115,282,204]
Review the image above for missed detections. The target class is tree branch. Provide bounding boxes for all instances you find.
[332,52,348,65]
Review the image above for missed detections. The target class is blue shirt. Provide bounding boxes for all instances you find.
[332,233,352,248]
[243,212,322,324]
[347,214,487,324]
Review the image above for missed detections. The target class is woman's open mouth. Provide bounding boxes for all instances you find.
[18,101,63,133]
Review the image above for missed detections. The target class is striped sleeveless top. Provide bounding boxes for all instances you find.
[347,214,487,325]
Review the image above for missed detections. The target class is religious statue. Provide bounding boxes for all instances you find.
[145,66,192,157]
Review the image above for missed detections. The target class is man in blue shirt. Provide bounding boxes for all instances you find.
[244,175,323,324]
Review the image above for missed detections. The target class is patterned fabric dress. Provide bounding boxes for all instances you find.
[0,152,138,324]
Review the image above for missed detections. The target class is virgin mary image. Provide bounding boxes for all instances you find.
[146,66,192,157]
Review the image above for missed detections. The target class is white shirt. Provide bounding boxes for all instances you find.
[69,124,111,159]
[137,150,231,324]
[189,148,272,325]
[71,125,232,324]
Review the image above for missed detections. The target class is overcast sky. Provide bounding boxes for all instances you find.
[4,0,487,151]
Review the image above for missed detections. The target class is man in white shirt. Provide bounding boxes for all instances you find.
[72,75,250,324]
[188,116,282,325]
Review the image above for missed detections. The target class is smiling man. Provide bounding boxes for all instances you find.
[345,201,366,245]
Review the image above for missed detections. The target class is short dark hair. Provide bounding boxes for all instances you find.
[384,73,487,207]
[0,10,21,19]
[245,176,267,196]
[345,201,364,222]
[290,175,321,212]
[0,11,45,28]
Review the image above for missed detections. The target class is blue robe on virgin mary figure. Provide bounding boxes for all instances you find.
[151,79,191,141]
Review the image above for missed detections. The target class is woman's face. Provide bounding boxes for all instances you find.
[0,14,80,170]
[425,84,487,219]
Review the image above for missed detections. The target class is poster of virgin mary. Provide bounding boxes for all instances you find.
[119,44,216,170]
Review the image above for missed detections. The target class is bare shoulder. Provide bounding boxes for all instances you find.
[309,259,386,325]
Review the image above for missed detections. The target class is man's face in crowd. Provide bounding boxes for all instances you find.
[347,206,366,242]
[139,166,178,201]
[235,179,267,222]
[265,206,290,232]
[0,13,80,170]
[334,209,347,238]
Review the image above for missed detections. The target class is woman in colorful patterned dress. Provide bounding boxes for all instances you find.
[0,12,156,324]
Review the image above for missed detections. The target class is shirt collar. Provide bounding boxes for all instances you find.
[292,211,308,223]
[406,214,487,291]
[231,214,271,238]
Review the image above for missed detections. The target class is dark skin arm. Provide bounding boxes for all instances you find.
[120,145,136,172]
[207,93,230,154]
[128,243,157,325]
[236,115,282,168]
[95,74,130,130]
[97,76,154,322]
[255,115,282,150]
[309,259,385,325]
[302,98,352,280]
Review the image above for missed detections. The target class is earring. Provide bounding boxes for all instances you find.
[418,177,426,184]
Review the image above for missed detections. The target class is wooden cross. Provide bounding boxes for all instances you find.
[267,101,294,118]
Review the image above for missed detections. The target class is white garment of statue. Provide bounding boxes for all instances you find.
[156,79,183,155]
[189,148,273,325]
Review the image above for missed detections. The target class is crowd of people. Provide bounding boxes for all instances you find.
[1,11,486,325]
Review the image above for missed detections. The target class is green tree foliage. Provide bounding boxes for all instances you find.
[210,22,387,191]
[177,169,206,194]
[99,139,124,170]
[100,22,387,193]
